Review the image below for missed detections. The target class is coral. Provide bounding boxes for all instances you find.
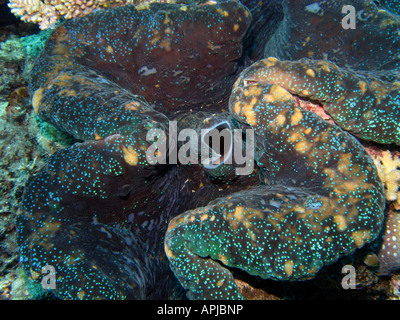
[0,30,58,298]
[0,30,50,100]
[378,206,400,275]
[0,37,25,98]
[7,0,165,30]
[0,89,49,300]
[371,150,400,205]
[9,0,119,30]
[235,279,280,300]
[0,87,69,300]
[16,0,396,300]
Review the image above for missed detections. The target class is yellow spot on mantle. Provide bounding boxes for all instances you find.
[363,110,374,120]
[263,57,278,68]
[207,41,222,51]
[233,24,240,32]
[216,279,225,287]
[295,141,310,153]
[333,215,347,231]
[216,8,229,16]
[290,108,303,126]
[275,114,286,127]
[32,87,44,114]
[358,81,367,95]
[59,88,77,97]
[306,68,315,77]
[164,15,172,25]
[284,260,294,276]
[164,242,176,259]
[37,219,62,235]
[246,86,262,97]
[289,132,303,144]
[371,80,388,103]
[227,206,246,230]
[30,270,41,280]
[218,254,229,265]
[319,63,331,73]
[125,101,140,111]
[270,85,292,102]
[122,145,139,166]
[233,100,241,115]
[151,30,161,44]
[242,102,257,126]
[380,18,395,28]
[77,290,85,300]
[105,45,114,54]
[352,230,371,248]
[160,39,172,51]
